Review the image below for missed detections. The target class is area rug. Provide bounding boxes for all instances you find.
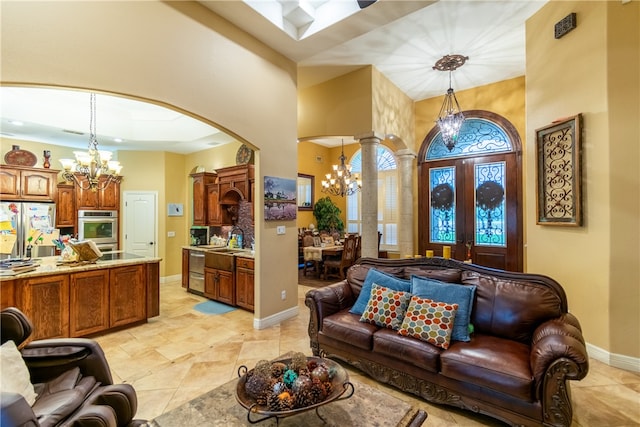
[193,300,237,315]
[151,373,426,427]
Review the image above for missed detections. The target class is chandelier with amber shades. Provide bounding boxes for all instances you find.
[321,140,361,197]
[59,93,122,191]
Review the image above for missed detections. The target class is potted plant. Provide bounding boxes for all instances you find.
[313,197,344,233]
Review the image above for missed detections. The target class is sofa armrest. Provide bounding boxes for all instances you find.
[531,313,589,425]
[304,280,355,356]
[21,338,114,386]
[0,391,38,427]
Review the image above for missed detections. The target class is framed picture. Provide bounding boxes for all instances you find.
[535,114,583,226]
[297,174,314,211]
[313,236,322,247]
[264,176,297,221]
[167,203,183,217]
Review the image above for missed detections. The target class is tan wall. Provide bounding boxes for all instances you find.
[298,67,373,138]
[607,0,640,359]
[372,68,415,147]
[527,0,640,358]
[1,1,299,321]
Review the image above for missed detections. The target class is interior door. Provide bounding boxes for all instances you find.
[123,192,157,257]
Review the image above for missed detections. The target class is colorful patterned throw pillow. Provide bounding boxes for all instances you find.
[398,296,458,349]
[360,283,411,330]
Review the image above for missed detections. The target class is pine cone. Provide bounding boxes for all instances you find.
[290,352,308,372]
[266,392,281,412]
[270,362,287,378]
[279,394,294,411]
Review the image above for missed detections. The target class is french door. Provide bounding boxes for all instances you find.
[418,111,523,272]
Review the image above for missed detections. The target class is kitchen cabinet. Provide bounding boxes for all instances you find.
[17,274,70,340]
[56,183,76,228]
[75,175,121,210]
[70,269,109,337]
[206,183,222,226]
[191,172,216,226]
[235,256,254,311]
[109,265,146,327]
[1,260,159,340]
[0,165,59,202]
[217,164,254,202]
[182,248,189,289]
[204,267,235,306]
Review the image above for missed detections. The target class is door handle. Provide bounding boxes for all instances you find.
[149,242,154,245]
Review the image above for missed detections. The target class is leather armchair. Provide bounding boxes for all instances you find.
[1,307,145,427]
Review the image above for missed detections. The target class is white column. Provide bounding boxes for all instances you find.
[396,149,416,257]
[356,133,383,258]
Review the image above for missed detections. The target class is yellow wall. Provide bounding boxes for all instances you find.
[527,1,639,359]
[298,67,373,138]
[1,1,299,322]
[372,68,415,147]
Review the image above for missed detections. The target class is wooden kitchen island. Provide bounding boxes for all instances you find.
[0,254,161,340]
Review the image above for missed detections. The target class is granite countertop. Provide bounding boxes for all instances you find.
[0,252,162,280]
[183,246,255,259]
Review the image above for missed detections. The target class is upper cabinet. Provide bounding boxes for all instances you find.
[191,172,217,226]
[191,166,254,226]
[217,164,255,202]
[0,165,59,202]
[75,175,121,210]
[56,183,76,228]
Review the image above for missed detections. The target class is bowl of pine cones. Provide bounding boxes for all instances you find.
[236,352,353,422]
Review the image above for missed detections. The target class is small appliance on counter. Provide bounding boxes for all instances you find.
[189,227,210,246]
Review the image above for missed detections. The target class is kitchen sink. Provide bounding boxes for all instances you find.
[205,249,241,271]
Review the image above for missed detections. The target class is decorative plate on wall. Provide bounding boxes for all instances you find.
[4,145,37,166]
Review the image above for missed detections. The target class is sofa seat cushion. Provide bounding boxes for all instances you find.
[440,334,534,401]
[373,328,441,372]
[321,309,379,350]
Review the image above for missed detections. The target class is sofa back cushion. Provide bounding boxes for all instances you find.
[461,271,564,343]
[350,269,410,315]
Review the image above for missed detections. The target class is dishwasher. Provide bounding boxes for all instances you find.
[188,250,205,295]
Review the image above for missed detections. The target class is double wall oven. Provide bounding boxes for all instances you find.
[78,210,118,252]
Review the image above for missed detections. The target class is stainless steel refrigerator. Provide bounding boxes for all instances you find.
[0,201,56,259]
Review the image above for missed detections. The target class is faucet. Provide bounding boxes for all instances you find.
[227,226,245,249]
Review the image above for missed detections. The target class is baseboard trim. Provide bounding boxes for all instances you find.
[587,342,640,372]
[161,274,181,284]
[253,306,299,330]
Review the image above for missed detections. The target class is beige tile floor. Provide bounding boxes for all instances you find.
[94,280,640,426]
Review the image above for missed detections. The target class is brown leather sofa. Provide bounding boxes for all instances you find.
[305,257,589,427]
[1,307,145,427]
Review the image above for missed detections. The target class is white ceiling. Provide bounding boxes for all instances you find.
[0,0,546,153]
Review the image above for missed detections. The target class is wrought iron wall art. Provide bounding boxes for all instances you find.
[535,114,583,225]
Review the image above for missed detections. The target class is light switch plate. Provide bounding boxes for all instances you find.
[276,226,286,235]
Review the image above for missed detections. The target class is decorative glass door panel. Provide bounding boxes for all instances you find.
[474,161,506,247]
[429,166,456,244]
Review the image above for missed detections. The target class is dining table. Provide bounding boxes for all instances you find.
[303,244,343,278]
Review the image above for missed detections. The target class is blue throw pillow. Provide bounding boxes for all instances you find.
[350,269,411,315]
[410,275,476,342]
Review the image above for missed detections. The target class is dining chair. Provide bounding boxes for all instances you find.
[302,234,320,276]
[323,234,358,280]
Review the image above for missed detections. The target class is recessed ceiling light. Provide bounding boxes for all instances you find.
[114,138,123,143]
[8,120,24,126]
